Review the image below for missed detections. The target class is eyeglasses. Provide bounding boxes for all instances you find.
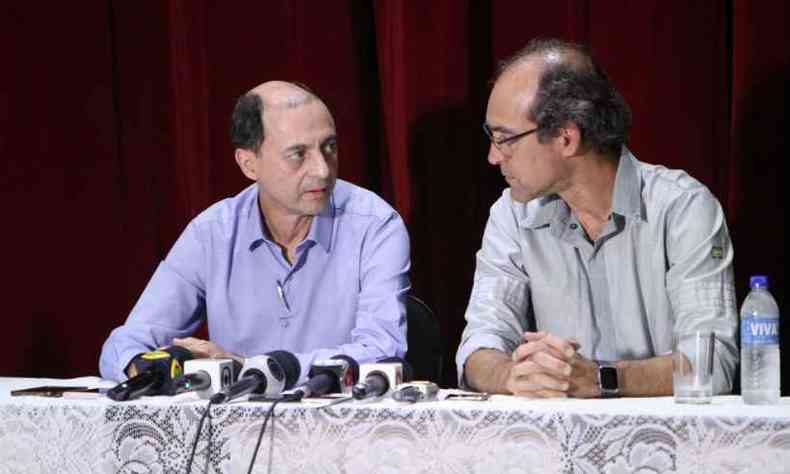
[482,123,539,156]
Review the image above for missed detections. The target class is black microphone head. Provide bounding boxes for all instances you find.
[330,354,359,384]
[375,356,413,382]
[351,382,369,400]
[266,350,300,390]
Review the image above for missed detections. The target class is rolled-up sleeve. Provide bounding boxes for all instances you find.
[456,195,532,388]
[665,187,738,395]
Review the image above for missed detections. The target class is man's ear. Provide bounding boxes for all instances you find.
[557,121,583,157]
[235,148,258,181]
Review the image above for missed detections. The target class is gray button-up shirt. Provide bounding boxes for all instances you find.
[456,148,738,394]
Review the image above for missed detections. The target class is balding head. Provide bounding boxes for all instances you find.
[495,38,595,82]
[250,80,317,109]
[230,81,331,153]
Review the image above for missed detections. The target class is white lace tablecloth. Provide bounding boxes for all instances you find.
[1,377,789,473]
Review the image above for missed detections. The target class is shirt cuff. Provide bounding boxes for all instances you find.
[114,349,145,383]
[455,334,512,390]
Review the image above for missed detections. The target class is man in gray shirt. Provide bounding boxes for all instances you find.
[456,38,737,398]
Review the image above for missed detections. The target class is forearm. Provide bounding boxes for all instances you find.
[616,354,673,397]
[464,349,516,394]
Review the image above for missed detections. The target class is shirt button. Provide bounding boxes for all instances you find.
[570,223,578,229]
[281,320,290,328]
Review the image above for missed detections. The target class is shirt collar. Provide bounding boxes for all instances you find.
[245,186,335,253]
[611,146,645,221]
[516,146,644,229]
[517,194,567,229]
[303,194,334,253]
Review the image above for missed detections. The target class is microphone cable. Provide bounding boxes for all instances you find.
[186,400,215,474]
[244,393,355,473]
[246,397,282,474]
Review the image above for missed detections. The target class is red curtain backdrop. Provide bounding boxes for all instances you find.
[1,1,786,389]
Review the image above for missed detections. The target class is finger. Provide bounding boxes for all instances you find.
[509,362,570,392]
[171,338,188,347]
[523,331,546,342]
[506,376,547,395]
[171,338,212,358]
[532,351,573,377]
[523,372,570,392]
[534,333,577,359]
[568,338,582,351]
[513,340,572,363]
[172,337,201,346]
[508,360,540,379]
[507,362,569,394]
[509,378,568,398]
[172,339,198,349]
[524,332,582,357]
[513,342,543,361]
[524,332,576,359]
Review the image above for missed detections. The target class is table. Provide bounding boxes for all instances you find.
[1,377,790,473]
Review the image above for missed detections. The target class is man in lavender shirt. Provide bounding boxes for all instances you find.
[99,81,410,383]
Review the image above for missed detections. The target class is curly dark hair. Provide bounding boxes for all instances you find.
[498,38,632,156]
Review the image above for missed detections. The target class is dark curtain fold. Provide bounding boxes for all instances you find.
[0,1,785,390]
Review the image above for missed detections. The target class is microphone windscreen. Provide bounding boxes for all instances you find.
[108,346,194,401]
[267,350,301,389]
[133,346,194,396]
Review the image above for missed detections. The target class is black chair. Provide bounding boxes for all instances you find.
[405,294,444,383]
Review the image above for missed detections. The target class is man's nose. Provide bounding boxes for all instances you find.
[487,144,505,165]
[308,151,330,179]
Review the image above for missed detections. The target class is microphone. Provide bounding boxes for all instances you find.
[172,358,236,399]
[285,355,359,401]
[392,381,439,403]
[107,346,193,401]
[352,357,413,400]
[210,351,300,404]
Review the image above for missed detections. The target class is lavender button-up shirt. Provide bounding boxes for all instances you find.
[99,179,410,383]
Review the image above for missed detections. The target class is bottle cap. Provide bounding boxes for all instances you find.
[749,275,769,289]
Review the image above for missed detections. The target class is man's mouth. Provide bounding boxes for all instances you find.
[304,187,328,198]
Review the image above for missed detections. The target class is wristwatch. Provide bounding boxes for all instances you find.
[596,361,619,398]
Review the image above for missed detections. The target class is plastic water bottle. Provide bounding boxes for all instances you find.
[741,275,781,404]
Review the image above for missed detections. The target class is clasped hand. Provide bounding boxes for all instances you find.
[505,331,599,398]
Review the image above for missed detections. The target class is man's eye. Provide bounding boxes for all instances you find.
[322,140,338,156]
[286,150,306,161]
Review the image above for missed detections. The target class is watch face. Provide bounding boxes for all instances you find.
[600,366,618,390]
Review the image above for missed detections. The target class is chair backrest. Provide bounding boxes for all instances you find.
[405,294,444,383]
